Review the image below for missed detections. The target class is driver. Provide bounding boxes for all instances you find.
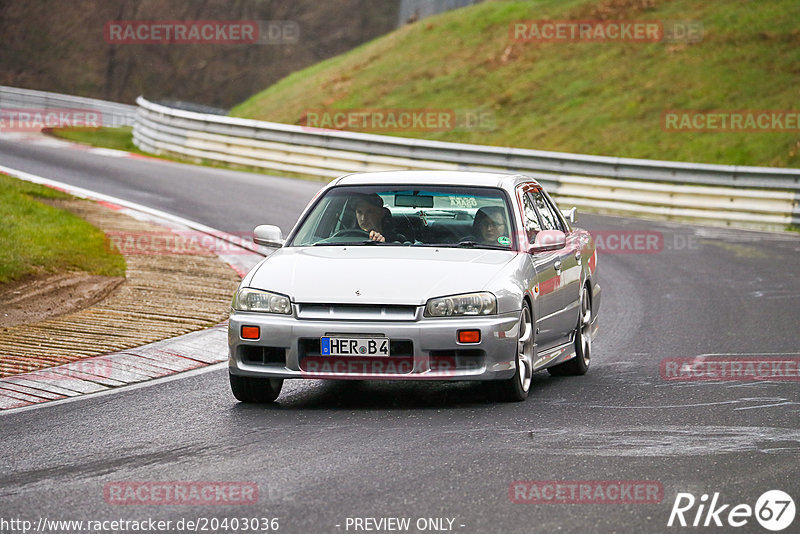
[354,193,391,242]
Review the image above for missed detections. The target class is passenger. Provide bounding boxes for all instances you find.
[473,206,508,245]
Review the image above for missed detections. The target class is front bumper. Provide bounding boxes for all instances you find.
[228,308,520,381]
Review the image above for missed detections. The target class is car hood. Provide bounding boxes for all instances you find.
[247,246,516,305]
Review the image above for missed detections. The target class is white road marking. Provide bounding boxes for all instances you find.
[0,363,227,416]
[87,147,131,157]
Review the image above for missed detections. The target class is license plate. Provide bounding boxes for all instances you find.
[321,337,390,357]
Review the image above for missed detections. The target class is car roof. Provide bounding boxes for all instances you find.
[332,170,539,189]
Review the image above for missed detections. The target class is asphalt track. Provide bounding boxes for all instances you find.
[1,136,799,534]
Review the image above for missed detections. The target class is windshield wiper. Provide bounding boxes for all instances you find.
[312,240,389,246]
[420,241,508,250]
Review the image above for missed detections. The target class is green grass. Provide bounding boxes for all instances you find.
[48,126,140,153]
[0,173,126,285]
[231,0,800,168]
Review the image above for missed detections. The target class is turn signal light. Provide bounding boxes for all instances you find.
[241,326,260,339]
[458,330,481,343]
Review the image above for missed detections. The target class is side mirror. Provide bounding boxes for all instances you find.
[253,225,284,247]
[561,207,578,224]
[529,230,566,253]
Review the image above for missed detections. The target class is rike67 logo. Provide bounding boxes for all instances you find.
[668,490,795,531]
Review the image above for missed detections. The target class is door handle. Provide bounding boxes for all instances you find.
[575,251,581,264]
[554,260,562,273]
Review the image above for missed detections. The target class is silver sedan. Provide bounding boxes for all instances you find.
[228,171,600,402]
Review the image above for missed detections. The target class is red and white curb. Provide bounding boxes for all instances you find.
[0,325,229,411]
[0,165,270,412]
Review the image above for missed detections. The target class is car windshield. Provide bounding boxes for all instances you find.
[289,185,515,249]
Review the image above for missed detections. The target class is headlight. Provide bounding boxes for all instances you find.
[232,288,292,314]
[424,292,496,317]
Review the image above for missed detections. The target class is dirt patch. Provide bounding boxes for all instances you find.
[568,0,664,19]
[0,197,242,378]
[0,272,124,327]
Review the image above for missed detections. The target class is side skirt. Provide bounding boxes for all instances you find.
[532,340,577,372]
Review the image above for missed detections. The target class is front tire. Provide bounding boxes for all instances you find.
[229,372,283,403]
[548,285,591,376]
[494,303,534,402]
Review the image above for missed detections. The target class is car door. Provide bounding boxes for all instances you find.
[518,185,565,350]
[539,189,583,338]
[525,187,576,345]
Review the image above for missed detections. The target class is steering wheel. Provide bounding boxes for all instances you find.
[331,228,370,238]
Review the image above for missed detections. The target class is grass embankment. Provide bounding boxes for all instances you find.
[0,173,125,285]
[48,126,139,153]
[231,0,800,168]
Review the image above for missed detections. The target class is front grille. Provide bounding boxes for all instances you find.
[298,338,414,374]
[239,345,286,366]
[296,304,417,321]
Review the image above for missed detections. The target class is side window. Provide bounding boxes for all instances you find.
[521,191,542,243]
[531,191,561,231]
[542,191,569,232]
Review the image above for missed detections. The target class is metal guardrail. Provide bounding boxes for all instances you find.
[1,86,797,230]
[0,86,137,128]
[133,96,800,230]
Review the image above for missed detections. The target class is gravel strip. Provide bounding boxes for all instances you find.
[0,198,241,377]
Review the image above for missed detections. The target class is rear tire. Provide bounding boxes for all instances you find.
[229,372,283,403]
[548,285,591,376]
[494,303,534,402]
